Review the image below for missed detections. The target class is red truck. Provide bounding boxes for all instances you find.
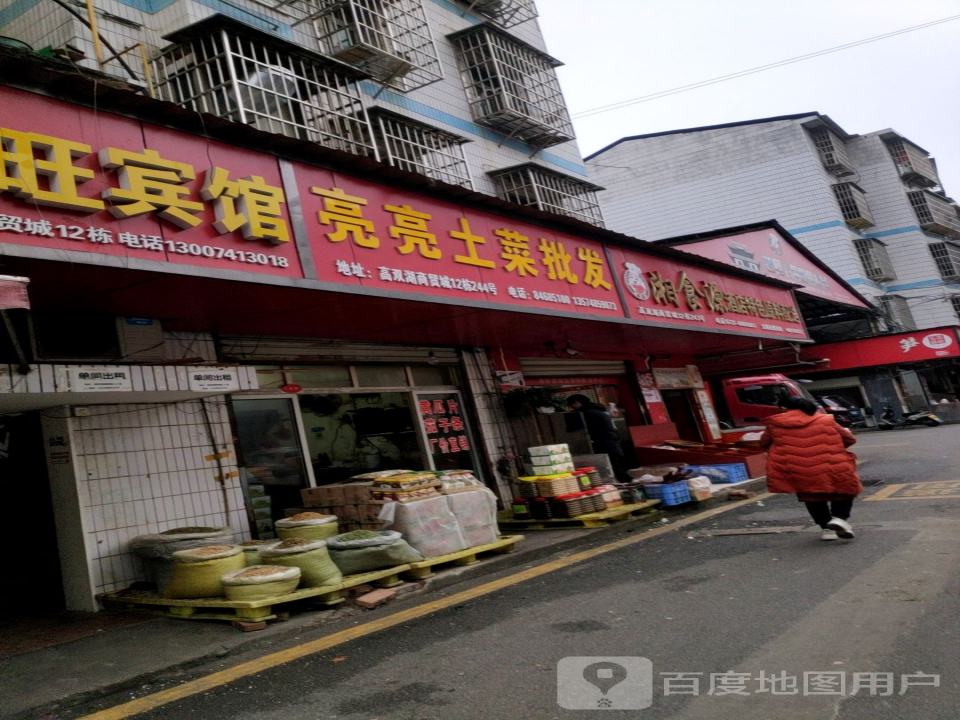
[716,373,866,430]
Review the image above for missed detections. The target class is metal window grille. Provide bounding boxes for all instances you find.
[951,295,960,321]
[451,25,574,147]
[490,164,604,226]
[908,191,960,238]
[153,26,376,158]
[885,137,939,188]
[291,0,444,90]
[809,128,853,176]
[854,238,896,281]
[879,295,916,331]
[929,242,960,281]
[465,0,538,28]
[370,110,472,187]
[832,183,874,228]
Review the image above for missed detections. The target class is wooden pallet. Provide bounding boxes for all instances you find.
[99,565,412,624]
[400,534,524,581]
[498,500,662,530]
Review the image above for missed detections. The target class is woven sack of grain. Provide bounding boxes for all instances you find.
[239,539,275,566]
[326,530,423,575]
[129,526,234,593]
[260,538,342,587]
[163,544,244,599]
[275,513,339,541]
[220,565,301,601]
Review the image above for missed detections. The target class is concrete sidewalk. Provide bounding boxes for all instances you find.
[2,480,764,720]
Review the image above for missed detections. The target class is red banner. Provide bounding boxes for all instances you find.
[607,246,809,340]
[803,327,960,371]
[292,164,623,319]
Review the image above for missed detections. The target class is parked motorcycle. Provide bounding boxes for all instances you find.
[878,405,942,430]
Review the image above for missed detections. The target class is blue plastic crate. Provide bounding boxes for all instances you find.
[683,463,749,484]
[641,481,692,506]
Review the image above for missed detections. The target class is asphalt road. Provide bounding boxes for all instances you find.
[78,425,960,720]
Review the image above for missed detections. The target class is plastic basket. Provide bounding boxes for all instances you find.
[642,481,692,506]
[683,463,749,484]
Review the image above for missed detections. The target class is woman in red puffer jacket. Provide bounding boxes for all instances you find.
[760,396,862,541]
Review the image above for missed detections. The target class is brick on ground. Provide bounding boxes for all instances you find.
[354,588,397,609]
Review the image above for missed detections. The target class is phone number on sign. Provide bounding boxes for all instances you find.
[0,214,291,268]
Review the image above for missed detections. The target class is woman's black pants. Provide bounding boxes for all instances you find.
[805,498,854,528]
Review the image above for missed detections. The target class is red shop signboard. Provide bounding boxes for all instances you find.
[0,86,302,278]
[291,163,624,319]
[606,245,809,341]
[804,327,960,371]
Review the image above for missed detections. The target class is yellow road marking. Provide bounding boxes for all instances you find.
[864,483,906,501]
[80,494,769,720]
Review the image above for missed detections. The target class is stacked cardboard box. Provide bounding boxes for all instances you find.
[300,482,385,532]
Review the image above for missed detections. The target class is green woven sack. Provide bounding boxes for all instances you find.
[221,565,301,601]
[327,530,423,575]
[260,538,342,588]
[275,513,339,541]
[164,545,244,599]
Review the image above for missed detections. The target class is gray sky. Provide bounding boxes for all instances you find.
[538,1,960,195]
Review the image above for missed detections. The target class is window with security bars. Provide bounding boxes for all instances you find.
[152,22,376,158]
[450,25,574,147]
[831,182,874,228]
[809,128,853,176]
[490,164,604,226]
[370,110,472,188]
[466,0,538,28]
[908,191,960,238]
[930,242,960,281]
[884,137,939,188]
[307,0,442,90]
[952,295,960,321]
[855,238,896,281]
[880,295,916,331]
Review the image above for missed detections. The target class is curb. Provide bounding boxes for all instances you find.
[16,484,768,720]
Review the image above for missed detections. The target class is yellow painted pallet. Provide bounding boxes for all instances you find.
[99,565,411,624]
[401,534,524,581]
[498,500,662,530]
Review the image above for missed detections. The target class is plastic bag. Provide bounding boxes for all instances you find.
[260,538,342,587]
[164,545,245,599]
[221,565,300,601]
[445,489,498,548]
[327,530,423,575]
[684,475,713,492]
[379,495,468,558]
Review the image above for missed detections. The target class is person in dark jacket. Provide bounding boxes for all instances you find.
[566,394,626,479]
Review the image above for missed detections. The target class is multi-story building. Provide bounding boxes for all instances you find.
[586,113,960,330]
[0,0,603,225]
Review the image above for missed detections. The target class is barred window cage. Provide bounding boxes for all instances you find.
[152,19,377,158]
[854,238,896,281]
[929,242,960,281]
[809,128,854,177]
[907,190,960,238]
[879,295,916,331]
[951,295,960,321]
[369,110,472,188]
[464,0,538,28]
[300,0,443,90]
[450,24,574,148]
[490,164,604,226]
[883,135,939,188]
[831,182,874,229]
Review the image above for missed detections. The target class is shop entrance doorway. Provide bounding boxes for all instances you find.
[0,412,63,612]
[660,389,704,443]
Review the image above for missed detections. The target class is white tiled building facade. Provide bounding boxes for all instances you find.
[0,0,602,224]
[586,114,960,330]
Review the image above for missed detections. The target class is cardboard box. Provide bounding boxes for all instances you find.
[692,488,713,502]
[345,482,373,502]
